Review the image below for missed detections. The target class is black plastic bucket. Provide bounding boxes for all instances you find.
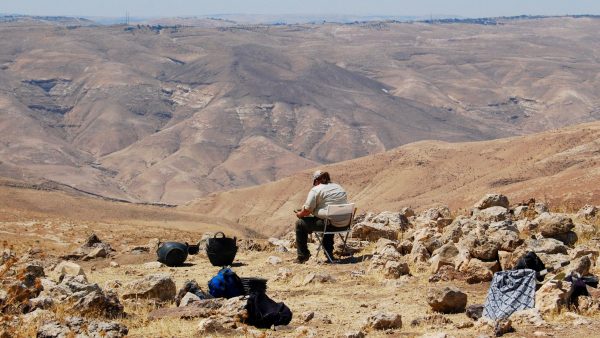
[206,232,237,267]
[157,242,189,267]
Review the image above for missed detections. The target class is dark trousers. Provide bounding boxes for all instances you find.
[295,216,333,258]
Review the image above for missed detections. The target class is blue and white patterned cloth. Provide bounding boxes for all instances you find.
[483,269,536,320]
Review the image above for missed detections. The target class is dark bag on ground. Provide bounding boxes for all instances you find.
[245,292,292,329]
[208,268,245,298]
[514,251,545,281]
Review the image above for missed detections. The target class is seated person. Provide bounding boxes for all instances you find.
[294,170,348,263]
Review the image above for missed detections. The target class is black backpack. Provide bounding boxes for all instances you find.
[245,292,292,329]
[514,251,545,281]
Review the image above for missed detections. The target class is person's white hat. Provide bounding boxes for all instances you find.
[312,170,323,181]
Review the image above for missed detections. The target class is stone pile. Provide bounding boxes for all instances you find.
[347,194,600,316]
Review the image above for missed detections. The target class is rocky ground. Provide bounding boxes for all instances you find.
[1,194,600,337]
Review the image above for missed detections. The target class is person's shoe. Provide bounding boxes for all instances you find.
[294,255,310,264]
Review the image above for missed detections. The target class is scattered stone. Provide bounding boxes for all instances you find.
[410,313,453,327]
[429,265,466,283]
[274,267,293,281]
[197,318,231,335]
[175,280,207,306]
[109,261,120,268]
[46,274,100,301]
[143,261,165,269]
[400,207,415,218]
[465,258,495,284]
[427,286,467,313]
[455,321,474,329]
[148,303,218,320]
[535,280,573,314]
[410,242,431,263]
[554,231,578,246]
[430,242,459,273]
[73,290,124,318]
[22,309,55,324]
[37,321,69,338]
[494,319,514,336]
[30,296,54,310]
[577,205,598,220]
[84,247,107,260]
[475,206,510,222]
[267,256,283,265]
[87,320,128,338]
[565,255,591,276]
[383,260,410,279]
[21,262,45,278]
[344,331,365,338]
[565,312,591,326]
[122,274,176,302]
[351,223,399,241]
[179,292,202,307]
[303,273,335,285]
[302,311,315,322]
[51,261,86,281]
[294,326,317,337]
[474,194,509,210]
[363,312,402,330]
[510,308,547,328]
[466,304,484,321]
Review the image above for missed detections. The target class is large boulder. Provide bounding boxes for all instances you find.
[464,258,496,284]
[553,231,578,246]
[474,206,510,222]
[51,261,86,281]
[73,290,124,318]
[509,308,547,328]
[526,238,568,255]
[464,235,500,261]
[420,206,451,221]
[427,286,467,313]
[383,261,410,279]
[487,223,522,252]
[535,280,573,314]
[351,223,399,242]
[410,243,430,263]
[45,275,101,301]
[121,274,176,302]
[429,242,459,273]
[564,255,592,276]
[474,194,509,210]
[536,213,575,238]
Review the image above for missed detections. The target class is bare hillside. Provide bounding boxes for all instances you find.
[184,121,600,236]
[1,17,600,204]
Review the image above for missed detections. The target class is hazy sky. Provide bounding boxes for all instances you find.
[2,0,600,18]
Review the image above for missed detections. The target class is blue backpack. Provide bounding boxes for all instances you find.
[208,268,245,298]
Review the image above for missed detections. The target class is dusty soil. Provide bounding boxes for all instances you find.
[2,208,600,337]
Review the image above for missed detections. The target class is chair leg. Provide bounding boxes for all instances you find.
[338,232,350,257]
[319,222,335,264]
[315,232,324,259]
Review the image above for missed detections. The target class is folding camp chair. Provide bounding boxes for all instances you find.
[314,203,356,263]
